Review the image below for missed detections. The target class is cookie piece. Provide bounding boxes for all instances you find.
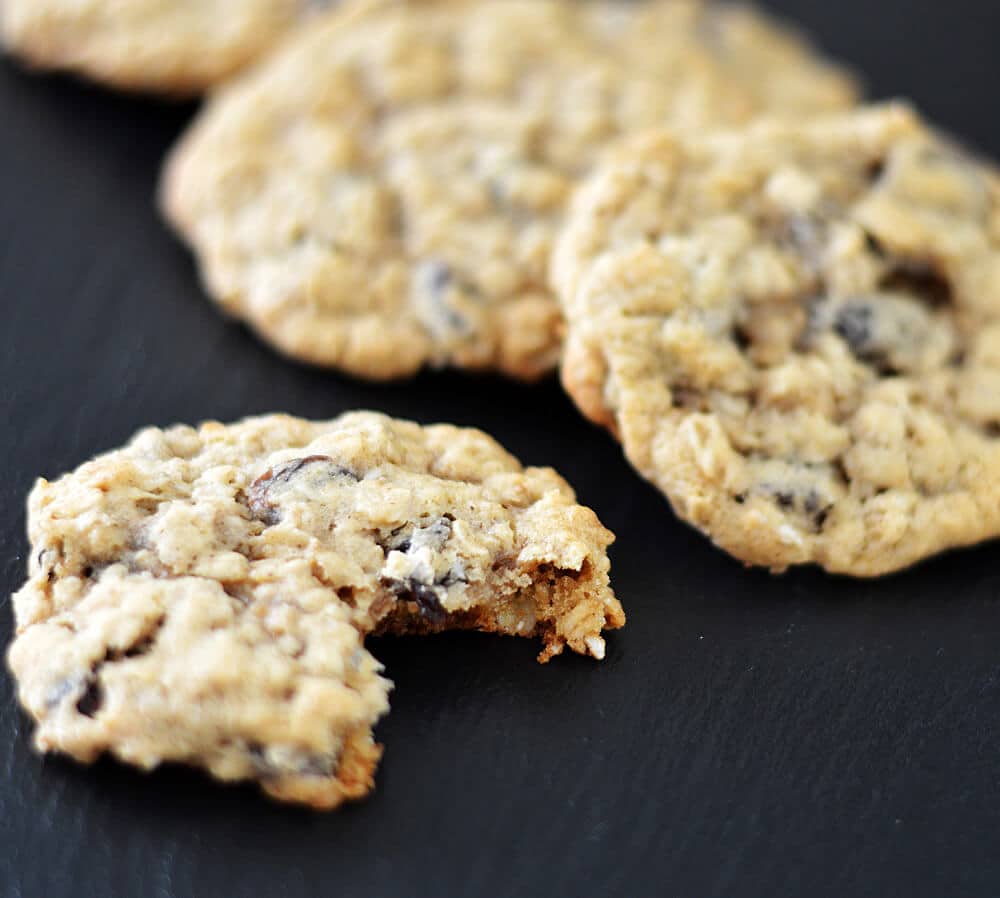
[0,0,330,94]
[8,412,623,807]
[554,105,1000,576]
[161,0,857,380]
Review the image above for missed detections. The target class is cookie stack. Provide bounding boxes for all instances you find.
[3,0,998,808]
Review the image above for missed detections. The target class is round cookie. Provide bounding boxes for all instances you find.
[8,412,623,807]
[554,104,1000,576]
[162,0,857,380]
[0,0,331,94]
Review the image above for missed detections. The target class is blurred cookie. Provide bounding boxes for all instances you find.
[0,0,332,94]
[162,0,857,380]
[8,412,623,807]
[554,104,1000,576]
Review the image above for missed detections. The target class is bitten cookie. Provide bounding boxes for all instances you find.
[8,412,624,807]
[0,0,330,94]
[162,0,857,381]
[554,105,1000,576]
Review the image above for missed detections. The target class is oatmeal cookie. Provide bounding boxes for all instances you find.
[554,104,1000,576]
[0,0,331,94]
[162,0,857,380]
[8,412,623,806]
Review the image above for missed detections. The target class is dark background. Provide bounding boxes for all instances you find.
[2,2,999,896]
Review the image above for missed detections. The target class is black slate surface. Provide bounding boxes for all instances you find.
[2,2,999,896]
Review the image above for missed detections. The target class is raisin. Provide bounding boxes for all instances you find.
[413,517,453,551]
[774,491,795,510]
[413,260,477,338]
[761,484,798,511]
[440,567,468,588]
[832,292,945,376]
[834,302,874,354]
[248,455,358,525]
[804,491,833,531]
[247,744,334,779]
[379,516,454,555]
[425,260,453,296]
[759,483,832,532]
[833,302,897,375]
[770,213,827,275]
[37,547,58,583]
[385,578,447,624]
[45,678,77,709]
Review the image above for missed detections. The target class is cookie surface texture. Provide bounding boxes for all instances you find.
[162,0,857,380]
[0,0,324,94]
[554,105,1000,576]
[8,412,623,806]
